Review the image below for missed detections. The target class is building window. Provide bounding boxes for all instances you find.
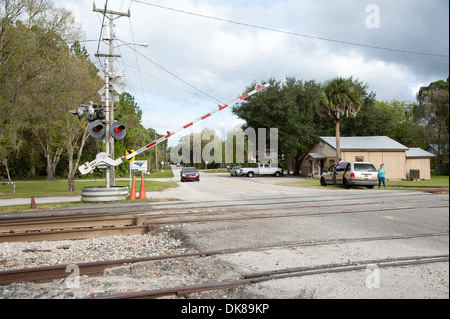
[355,156,364,162]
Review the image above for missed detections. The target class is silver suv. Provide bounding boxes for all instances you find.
[320,161,378,189]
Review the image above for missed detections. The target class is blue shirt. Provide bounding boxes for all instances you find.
[378,168,386,178]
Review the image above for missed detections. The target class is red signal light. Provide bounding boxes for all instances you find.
[110,121,126,140]
[93,126,102,133]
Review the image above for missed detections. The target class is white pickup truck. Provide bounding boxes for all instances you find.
[240,163,283,177]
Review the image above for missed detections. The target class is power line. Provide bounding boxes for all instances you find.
[96,0,108,56]
[124,43,224,105]
[127,12,152,128]
[131,0,449,59]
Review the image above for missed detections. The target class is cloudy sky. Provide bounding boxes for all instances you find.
[55,0,449,146]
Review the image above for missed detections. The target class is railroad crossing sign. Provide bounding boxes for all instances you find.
[125,149,135,161]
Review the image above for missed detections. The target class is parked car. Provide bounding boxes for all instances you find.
[240,163,283,177]
[180,167,200,182]
[230,166,243,177]
[320,161,378,189]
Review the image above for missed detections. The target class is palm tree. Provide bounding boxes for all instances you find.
[315,77,365,163]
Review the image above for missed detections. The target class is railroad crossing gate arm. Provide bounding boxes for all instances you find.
[78,84,270,175]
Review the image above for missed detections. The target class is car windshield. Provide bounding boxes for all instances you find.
[354,163,377,172]
[183,168,198,173]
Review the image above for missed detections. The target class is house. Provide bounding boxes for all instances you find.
[300,136,434,181]
[405,148,435,180]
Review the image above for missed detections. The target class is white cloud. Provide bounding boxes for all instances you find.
[53,0,448,147]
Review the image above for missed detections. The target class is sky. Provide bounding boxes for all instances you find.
[55,0,449,146]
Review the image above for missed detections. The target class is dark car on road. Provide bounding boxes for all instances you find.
[180,167,200,182]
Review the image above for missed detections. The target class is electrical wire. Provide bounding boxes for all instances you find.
[95,0,108,56]
[127,10,152,129]
[124,43,224,105]
[131,0,449,58]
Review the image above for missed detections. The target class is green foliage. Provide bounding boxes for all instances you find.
[315,77,366,121]
[113,93,168,176]
[232,77,323,172]
[413,77,449,172]
[0,1,169,182]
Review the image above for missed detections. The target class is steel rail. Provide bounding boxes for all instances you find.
[91,255,449,299]
[0,225,150,243]
[141,193,449,220]
[0,217,138,234]
[1,231,447,285]
[0,188,436,223]
[1,202,445,242]
[0,191,443,224]
[0,211,141,224]
[2,199,446,241]
[143,203,449,226]
[139,198,449,220]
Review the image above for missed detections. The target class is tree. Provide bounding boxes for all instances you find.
[315,77,365,163]
[64,44,101,191]
[233,77,322,174]
[414,77,449,173]
[0,0,100,188]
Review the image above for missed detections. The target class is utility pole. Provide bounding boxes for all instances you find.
[94,4,130,187]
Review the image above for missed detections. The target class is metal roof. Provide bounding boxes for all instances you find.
[406,148,436,158]
[307,153,327,159]
[320,136,409,151]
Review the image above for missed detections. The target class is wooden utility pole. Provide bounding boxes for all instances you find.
[93,4,130,187]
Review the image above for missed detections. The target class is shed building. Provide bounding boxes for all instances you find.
[405,148,435,180]
[300,136,434,181]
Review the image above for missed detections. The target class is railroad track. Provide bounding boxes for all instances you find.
[1,231,447,286]
[143,203,449,226]
[0,198,447,243]
[92,254,449,299]
[0,212,150,243]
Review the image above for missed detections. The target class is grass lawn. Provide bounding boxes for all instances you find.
[0,196,182,214]
[0,179,178,199]
[279,175,449,192]
[0,179,180,213]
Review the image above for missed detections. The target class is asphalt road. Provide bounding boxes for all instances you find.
[1,167,448,298]
[155,167,449,299]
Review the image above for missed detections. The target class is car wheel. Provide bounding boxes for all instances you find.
[274,171,281,177]
[247,171,254,178]
[320,177,327,186]
[343,178,350,189]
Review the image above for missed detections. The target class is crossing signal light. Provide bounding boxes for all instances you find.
[110,121,126,140]
[88,121,106,140]
[69,102,105,122]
